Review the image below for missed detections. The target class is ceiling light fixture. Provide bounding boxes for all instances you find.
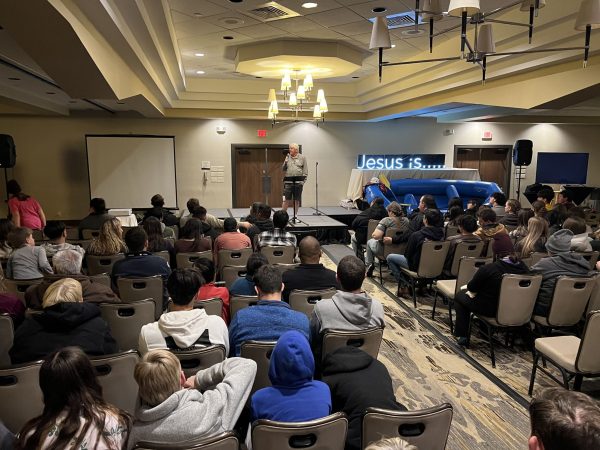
[302,2,318,8]
[370,0,598,84]
[268,70,327,126]
[194,53,205,57]
[196,70,205,74]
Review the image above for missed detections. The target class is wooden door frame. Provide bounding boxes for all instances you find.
[453,144,512,194]
[231,144,302,207]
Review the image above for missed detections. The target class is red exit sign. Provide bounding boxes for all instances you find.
[257,129,267,137]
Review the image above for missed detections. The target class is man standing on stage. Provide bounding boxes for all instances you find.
[282,143,308,217]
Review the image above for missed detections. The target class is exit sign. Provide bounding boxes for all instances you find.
[257,129,267,137]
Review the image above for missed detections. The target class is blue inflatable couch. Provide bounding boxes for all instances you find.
[364,179,502,212]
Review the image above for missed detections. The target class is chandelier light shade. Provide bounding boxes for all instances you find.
[297,84,306,100]
[313,105,321,118]
[268,88,276,102]
[369,16,392,49]
[520,0,546,12]
[575,0,600,30]
[477,24,496,54]
[303,73,313,90]
[269,100,279,115]
[281,72,291,91]
[316,89,325,103]
[448,0,481,17]
[289,92,297,106]
[421,0,443,20]
[319,98,328,113]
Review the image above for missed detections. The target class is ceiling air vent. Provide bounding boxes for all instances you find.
[244,2,300,22]
[369,12,424,30]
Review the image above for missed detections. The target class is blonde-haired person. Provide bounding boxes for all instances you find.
[365,438,419,450]
[128,350,256,448]
[9,278,117,364]
[366,201,409,277]
[516,217,548,258]
[87,217,127,256]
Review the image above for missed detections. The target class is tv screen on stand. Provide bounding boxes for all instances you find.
[535,153,588,185]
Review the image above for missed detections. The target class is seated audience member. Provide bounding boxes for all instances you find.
[563,217,592,252]
[213,218,251,261]
[25,248,119,309]
[530,229,594,317]
[445,205,464,227]
[446,196,463,213]
[500,199,521,228]
[138,268,229,355]
[556,189,576,211]
[41,220,85,260]
[229,252,269,296]
[528,387,600,450]
[405,195,437,239]
[174,218,212,254]
[282,236,338,302]
[143,216,175,263]
[112,227,171,309]
[16,347,130,449]
[78,197,114,238]
[465,198,480,218]
[547,204,568,236]
[86,217,127,256]
[181,198,224,230]
[256,209,297,249]
[10,278,118,363]
[0,291,25,327]
[453,235,529,345]
[310,255,384,355]
[191,206,221,240]
[6,227,52,279]
[366,438,418,450]
[193,258,230,323]
[511,209,535,240]
[0,219,14,258]
[144,208,175,239]
[568,207,593,233]
[129,350,256,447]
[242,203,274,245]
[228,264,309,356]
[516,217,548,258]
[7,179,46,230]
[532,200,548,221]
[444,214,481,273]
[322,347,406,450]
[489,192,507,219]
[387,209,445,296]
[251,331,331,422]
[143,193,179,226]
[365,202,409,277]
[350,197,388,257]
[537,188,555,212]
[474,207,507,254]
[241,202,262,226]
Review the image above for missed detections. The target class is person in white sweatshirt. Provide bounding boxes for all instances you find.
[129,349,256,448]
[138,268,229,355]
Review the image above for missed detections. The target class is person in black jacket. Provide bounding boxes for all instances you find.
[143,194,179,226]
[387,209,445,297]
[453,233,529,345]
[9,278,118,364]
[400,194,438,243]
[350,197,388,257]
[322,347,406,450]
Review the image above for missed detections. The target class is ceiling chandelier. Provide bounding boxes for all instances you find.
[267,70,328,126]
[369,0,600,84]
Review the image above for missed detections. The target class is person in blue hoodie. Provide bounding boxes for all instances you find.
[251,330,331,423]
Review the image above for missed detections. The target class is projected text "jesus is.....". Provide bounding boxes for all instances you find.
[356,154,446,170]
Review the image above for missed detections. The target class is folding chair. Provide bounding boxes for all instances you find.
[241,340,277,396]
[444,225,459,239]
[447,240,484,277]
[375,228,407,283]
[170,345,226,378]
[152,250,171,264]
[260,246,295,264]
[177,251,213,269]
[81,229,101,240]
[576,251,600,270]
[134,432,239,450]
[100,300,155,351]
[229,295,259,320]
[90,350,140,414]
[4,278,43,305]
[289,288,337,318]
[321,327,384,361]
[221,265,247,289]
[274,263,299,274]
[218,248,252,274]
[118,276,164,320]
[0,361,44,433]
[193,297,223,317]
[86,254,125,276]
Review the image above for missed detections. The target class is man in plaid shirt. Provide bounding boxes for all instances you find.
[256,210,297,249]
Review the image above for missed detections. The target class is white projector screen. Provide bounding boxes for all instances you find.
[86,135,177,209]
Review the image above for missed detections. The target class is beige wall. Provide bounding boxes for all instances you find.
[1,116,598,219]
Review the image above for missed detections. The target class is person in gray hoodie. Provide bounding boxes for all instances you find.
[129,350,256,448]
[530,229,595,317]
[310,255,384,360]
[138,268,229,355]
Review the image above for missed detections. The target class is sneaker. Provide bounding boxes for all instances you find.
[456,336,468,347]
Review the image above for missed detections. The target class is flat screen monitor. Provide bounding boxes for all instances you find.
[535,152,588,185]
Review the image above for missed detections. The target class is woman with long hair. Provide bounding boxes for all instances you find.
[7,180,46,230]
[516,216,548,258]
[16,346,131,450]
[510,209,534,240]
[143,216,175,266]
[86,217,127,256]
[174,218,211,254]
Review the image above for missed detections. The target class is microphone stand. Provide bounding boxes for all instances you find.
[313,161,323,216]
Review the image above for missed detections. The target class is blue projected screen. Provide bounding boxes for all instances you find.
[535,153,588,185]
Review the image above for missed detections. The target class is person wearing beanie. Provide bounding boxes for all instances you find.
[453,235,529,345]
[530,229,595,317]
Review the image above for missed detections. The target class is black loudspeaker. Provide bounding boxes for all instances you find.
[0,135,16,168]
[513,139,533,166]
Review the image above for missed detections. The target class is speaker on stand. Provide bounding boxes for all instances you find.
[513,139,532,205]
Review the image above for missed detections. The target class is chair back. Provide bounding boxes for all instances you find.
[260,246,295,264]
[252,412,348,450]
[362,404,453,450]
[218,248,253,273]
[177,251,213,269]
[32,229,46,241]
[576,251,600,270]
[454,257,491,296]
[416,241,451,278]
[586,275,600,315]
[4,278,44,306]
[289,288,337,318]
[86,254,125,276]
[274,263,299,274]
[575,310,600,374]
[152,251,171,264]
[230,295,260,320]
[485,239,494,258]
[321,327,383,362]
[0,314,13,367]
[496,274,542,326]
[90,273,111,288]
[444,225,459,239]
[193,297,223,317]
[449,241,484,277]
[81,229,101,239]
[366,219,379,241]
[170,345,226,378]
[383,228,407,259]
[100,300,155,351]
[221,265,247,289]
[546,276,596,327]
[240,340,277,395]
[0,361,44,433]
[134,432,239,450]
[118,276,164,320]
[529,252,548,267]
[90,351,140,414]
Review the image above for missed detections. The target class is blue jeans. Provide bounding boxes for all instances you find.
[387,254,409,284]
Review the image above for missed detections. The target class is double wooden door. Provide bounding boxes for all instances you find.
[455,146,512,193]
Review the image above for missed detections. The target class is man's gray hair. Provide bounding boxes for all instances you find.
[53,249,83,275]
[289,143,299,151]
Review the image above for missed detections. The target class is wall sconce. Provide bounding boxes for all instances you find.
[216,126,226,135]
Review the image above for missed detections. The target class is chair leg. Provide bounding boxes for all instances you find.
[466,313,473,348]
[487,324,496,369]
[573,374,583,391]
[378,259,383,285]
[432,292,438,320]
[504,330,510,347]
[558,367,570,389]
[528,352,540,396]
[412,279,417,308]
[448,301,454,335]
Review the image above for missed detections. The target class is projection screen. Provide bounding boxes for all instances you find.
[86,135,177,209]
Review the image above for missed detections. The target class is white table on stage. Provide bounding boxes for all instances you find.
[114,214,138,227]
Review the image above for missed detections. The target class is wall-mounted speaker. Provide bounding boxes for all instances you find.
[513,139,533,166]
[0,135,16,168]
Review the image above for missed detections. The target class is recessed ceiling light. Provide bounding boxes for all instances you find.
[46,92,56,95]
[223,36,234,40]
[352,76,360,79]
[391,44,396,48]
[196,70,205,74]
[372,7,387,13]
[193,12,202,17]
[8,77,20,81]
[302,2,318,8]
[255,76,262,79]
[194,52,205,57]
